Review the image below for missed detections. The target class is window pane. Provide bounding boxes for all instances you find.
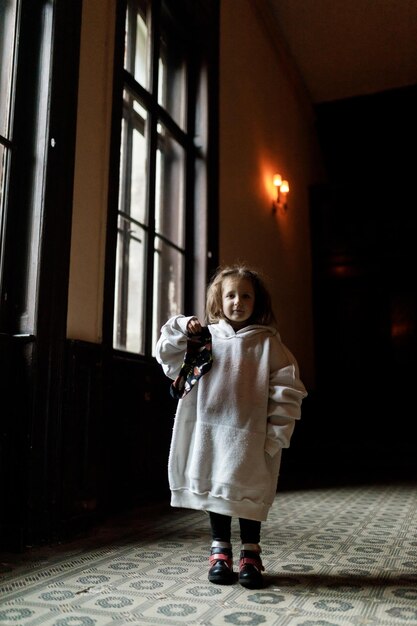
[120,90,148,225]
[114,215,146,354]
[0,0,18,137]
[155,125,185,248]
[0,144,5,202]
[125,0,149,89]
[158,23,186,129]
[152,237,184,353]
[0,144,8,274]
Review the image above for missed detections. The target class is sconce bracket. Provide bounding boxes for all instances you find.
[272,200,288,215]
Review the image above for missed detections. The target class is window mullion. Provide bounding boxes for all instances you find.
[117,108,134,348]
[143,0,161,357]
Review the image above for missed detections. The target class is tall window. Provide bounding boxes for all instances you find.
[0,0,19,295]
[112,0,211,356]
[0,0,56,334]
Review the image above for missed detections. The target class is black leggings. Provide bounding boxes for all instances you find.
[209,511,261,544]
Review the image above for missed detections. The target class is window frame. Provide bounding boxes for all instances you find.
[104,0,219,359]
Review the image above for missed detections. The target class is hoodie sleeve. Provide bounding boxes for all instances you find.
[265,337,308,457]
[155,314,195,380]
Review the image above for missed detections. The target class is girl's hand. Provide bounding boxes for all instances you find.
[187,317,203,335]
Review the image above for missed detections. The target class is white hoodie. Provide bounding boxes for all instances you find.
[155,315,307,521]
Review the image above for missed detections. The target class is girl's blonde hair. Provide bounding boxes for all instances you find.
[205,264,277,326]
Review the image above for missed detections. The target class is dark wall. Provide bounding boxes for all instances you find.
[315,84,417,267]
[301,85,417,486]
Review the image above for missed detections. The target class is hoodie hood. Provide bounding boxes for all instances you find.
[208,318,279,340]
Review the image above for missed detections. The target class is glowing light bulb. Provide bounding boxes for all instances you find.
[280,180,289,194]
[273,174,282,187]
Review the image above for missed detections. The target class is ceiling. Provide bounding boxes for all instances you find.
[266,0,417,103]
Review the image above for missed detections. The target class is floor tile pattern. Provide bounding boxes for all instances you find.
[1,483,417,625]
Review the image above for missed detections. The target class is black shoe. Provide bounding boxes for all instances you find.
[238,550,264,589]
[208,547,234,585]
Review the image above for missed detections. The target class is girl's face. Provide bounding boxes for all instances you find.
[221,276,255,330]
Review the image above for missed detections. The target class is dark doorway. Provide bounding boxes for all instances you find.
[309,86,417,483]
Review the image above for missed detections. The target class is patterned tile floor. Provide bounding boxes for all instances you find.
[1,483,417,626]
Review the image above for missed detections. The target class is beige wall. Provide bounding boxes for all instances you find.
[219,0,325,387]
[67,0,115,342]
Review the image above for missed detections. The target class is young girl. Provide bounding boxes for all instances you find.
[155,265,307,588]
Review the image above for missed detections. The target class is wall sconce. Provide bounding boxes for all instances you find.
[272,174,289,213]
